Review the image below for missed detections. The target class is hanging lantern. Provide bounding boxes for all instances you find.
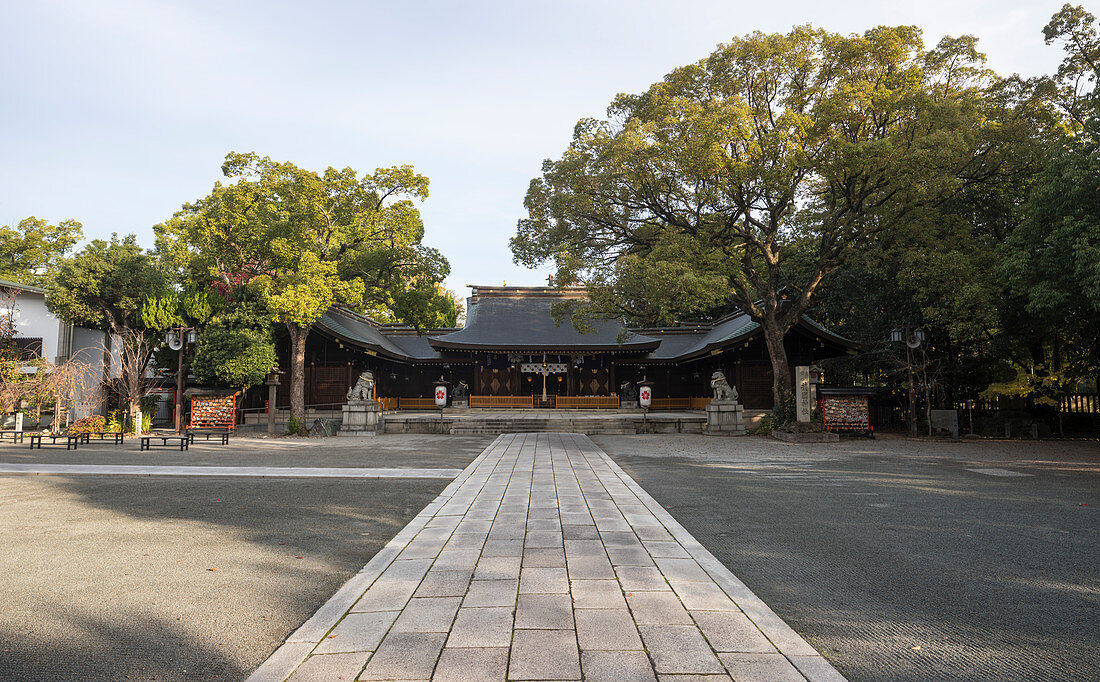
[433,377,448,407]
[638,377,653,408]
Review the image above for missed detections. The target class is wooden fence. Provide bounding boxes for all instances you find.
[398,397,440,410]
[555,396,621,409]
[469,395,535,408]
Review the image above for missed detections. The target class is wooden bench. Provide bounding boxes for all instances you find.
[187,428,230,445]
[140,436,190,451]
[0,430,26,443]
[29,434,81,450]
[77,432,125,444]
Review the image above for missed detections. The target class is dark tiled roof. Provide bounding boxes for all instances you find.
[428,288,661,352]
[315,287,857,362]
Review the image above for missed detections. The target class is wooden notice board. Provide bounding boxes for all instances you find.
[188,394,236,430]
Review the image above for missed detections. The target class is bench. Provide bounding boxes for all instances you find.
[186,429,230,445]
[140,436,190,451]
[0,430,26,443]
[29,434,81,450]
[77,432,125,445]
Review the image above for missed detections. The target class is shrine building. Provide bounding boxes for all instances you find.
[253,285,857,412]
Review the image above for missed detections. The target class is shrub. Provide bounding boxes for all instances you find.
[285,414,302,436]
[69,415,106,435]
[751,414,775,436]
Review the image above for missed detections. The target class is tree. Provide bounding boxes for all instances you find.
[996,4,1100,401]
[45,235,171,423]
[157,152,453,432]
[512,25,1027,409]
[0,217,83,285]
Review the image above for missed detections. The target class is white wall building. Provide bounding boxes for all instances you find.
[1,278,118,425]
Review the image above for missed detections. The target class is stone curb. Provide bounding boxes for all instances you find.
[243,435,504,682]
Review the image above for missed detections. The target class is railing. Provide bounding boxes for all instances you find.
[555,396,620,409]
[470,395,535,408]
[689,397,712,410]
[377,397,399,412]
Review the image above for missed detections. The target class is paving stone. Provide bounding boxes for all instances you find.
[655,675,732,681]
[571,579,627,609]
[667,581,737,612]
[391,597,462,633]
[564,539,606,557]
[563,524,601,540]
[528,507,560,520]
[519,566,570,593]
[523,547,566,567]
[463,579,519,607]
[600,531,641,547]
[616,566,670,592]
[525,530,564,548]
[515,593,574,629]
[351,580,419,612]
[287,652,370,681]
[433,646,509,681]
[434,548,482,571]
[445,532,489,550]
[690,611,775,653]
[607,545,657,566]
[474,556,522,580]
[643,540,692,558]
[567,554,616,579]
[527,517,563,531]
[481,539,525,556]
[580,650,656,682]
[655,557,712,583]
[380,559,434,582]
[359,632,446,680]
[639,625,726,674]
[414,569,472,597]
[717,652,806,681]
[455,519,493,534]
[626,591,693,625]
[575,608,643,650]
[508,629,582,680]
[314,611,398,653]
[446,606,515,647]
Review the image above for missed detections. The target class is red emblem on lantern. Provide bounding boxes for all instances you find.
[434,385,447,407]
[639,386,652,407]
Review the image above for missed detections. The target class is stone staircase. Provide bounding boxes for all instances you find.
[450,418,635,436]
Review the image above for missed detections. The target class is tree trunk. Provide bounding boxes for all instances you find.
[287,322,308,435]
[760,317,793,416]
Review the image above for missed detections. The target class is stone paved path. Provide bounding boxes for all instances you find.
[249,433,845,681]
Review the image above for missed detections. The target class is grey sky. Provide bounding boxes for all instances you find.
[0,0,1074,297]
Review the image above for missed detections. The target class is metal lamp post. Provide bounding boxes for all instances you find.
[891,326,925,434]
[166,327,197,434]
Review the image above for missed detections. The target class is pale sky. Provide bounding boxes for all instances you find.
[0,0,1077,298]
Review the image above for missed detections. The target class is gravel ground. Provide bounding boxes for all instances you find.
[594,433,1100,682]
[0,435,491,681]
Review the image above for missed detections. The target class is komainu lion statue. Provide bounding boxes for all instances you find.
[346,371,376,402]
[710,371,738,402]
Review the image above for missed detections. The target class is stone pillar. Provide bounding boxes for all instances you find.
[704,400,745,436]
[341,399,381,436]
[795,366,812,424]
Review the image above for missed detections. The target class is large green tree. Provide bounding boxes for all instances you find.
[0,217,83,285]
[513,25,1028,408]
[996,4,1100,400]
[45,235,171,423]
[158,153,454,432]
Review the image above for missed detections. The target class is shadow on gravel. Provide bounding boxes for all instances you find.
[0,605,247,681]
[3,475,449,681]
